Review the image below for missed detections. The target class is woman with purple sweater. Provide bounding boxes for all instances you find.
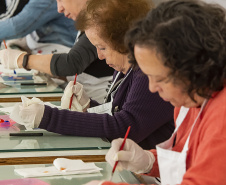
[10,0,174,150]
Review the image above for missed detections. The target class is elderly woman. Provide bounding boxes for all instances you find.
[10,0,174,150]
[88,0,226,185]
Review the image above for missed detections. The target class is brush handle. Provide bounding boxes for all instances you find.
[3,40,7,49]
[111,126,131,175]
[69,74,77,110]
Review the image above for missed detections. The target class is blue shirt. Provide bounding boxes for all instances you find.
[0,0,77,47]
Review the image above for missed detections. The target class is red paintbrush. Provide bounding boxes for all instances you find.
[109,126,131,181]
[69,73,77,110]
[3,40,7,49]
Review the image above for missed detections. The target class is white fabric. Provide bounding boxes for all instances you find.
[5,37,31,52]
[87,101,113,115]
[61,81,90,112]
[0,48,26,69]
[0,0,19,20]
[156,100,207,185]
[86,72,120,115]
[10,96,45,129]
[53,158,102,172]
[26,32,71,54]
[105,138,155,174]
[14,158,102,178]
[20,96,42,107]
[87,69,132,115]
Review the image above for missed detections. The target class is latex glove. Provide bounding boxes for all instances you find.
[61,81,90,112]
[84,180,105,185]
[10,96,45,130]
[105,138,155,174]
[0,48,26,69]
[5,37,31,52]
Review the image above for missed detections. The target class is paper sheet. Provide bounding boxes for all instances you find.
[53,158,102,172]
[14,158,103,178]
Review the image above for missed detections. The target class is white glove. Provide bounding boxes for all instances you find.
[105,138,155,174]
[10,96,45,130]
[0,48,26,69]
[61,81,90,112]
[5,37,31,52]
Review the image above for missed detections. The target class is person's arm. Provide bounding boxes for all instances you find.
[17,53,53,75]
[0,0,60,41]
[39,69,174,146]
[16,34,98,76]
[50,34,98,76]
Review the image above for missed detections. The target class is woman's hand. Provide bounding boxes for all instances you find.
[105,138,155,174]
[10,96,45,129]
[61,81,90,112]
[0,48,26,69]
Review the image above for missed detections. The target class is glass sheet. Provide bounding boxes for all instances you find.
[0,162,140,185]
[0,102,110,152]
[0,75,63,95]
[0,131,110,152]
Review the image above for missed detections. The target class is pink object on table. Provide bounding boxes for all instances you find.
[0,115,20,131]
[0,115,16,124]
[0,178,50,185]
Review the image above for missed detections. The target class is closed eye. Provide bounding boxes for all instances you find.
[156,78,165,83]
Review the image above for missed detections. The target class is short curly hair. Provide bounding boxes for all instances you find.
[125,0,226,100]
[76,0,153,54]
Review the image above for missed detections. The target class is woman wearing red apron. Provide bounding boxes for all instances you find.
[87,0,226,184]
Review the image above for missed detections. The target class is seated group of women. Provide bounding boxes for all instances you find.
[1,0,226,184]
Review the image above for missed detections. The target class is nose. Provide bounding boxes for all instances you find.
[148,79,160,93]
[97,48,105,60]
[57,2,64,13]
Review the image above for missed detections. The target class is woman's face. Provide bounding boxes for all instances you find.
[56,0,87,20]
[86,28,131,74]
[134,45,205,107]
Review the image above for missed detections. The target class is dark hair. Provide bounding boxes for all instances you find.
[125,0,226,100]
[76,0,153,54]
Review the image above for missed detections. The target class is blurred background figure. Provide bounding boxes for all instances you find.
[0,0,29,20]
[0,0,78,53]
[0,0,114,103]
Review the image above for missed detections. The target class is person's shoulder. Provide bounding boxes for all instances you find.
[207,87,226,111]
[200,87,226,136]
[131,67,148,81]
[29,0,56,9]
[76,32,95,47]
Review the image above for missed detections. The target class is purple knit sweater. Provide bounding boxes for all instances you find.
[39,68,174,149]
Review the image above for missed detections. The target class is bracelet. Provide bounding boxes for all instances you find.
[22,54,31,71]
